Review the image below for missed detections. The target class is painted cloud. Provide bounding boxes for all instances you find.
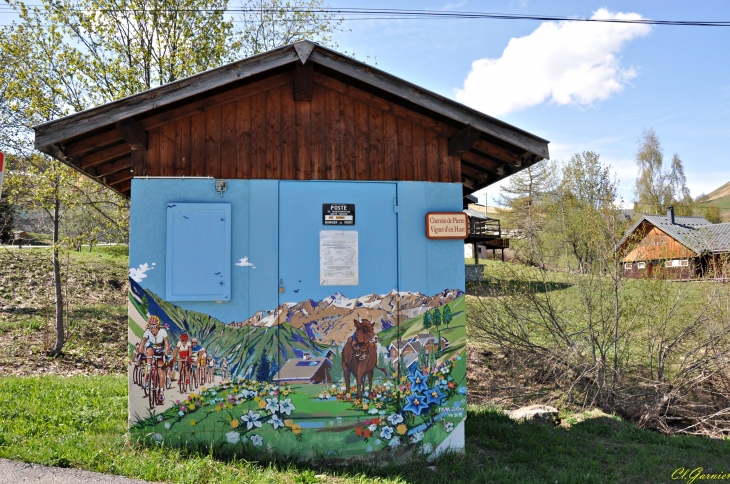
[236,257,256,268]
[129,262,155,282]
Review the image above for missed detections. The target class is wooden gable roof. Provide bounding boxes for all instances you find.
[33,41,549,198]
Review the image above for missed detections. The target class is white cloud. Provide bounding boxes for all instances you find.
[129,263,154,282]
[235,257,256,268]
[455,9,651,116]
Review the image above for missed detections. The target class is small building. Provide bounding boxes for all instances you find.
[273,357,332,384]
[619,207,730,279]
[32,40,548,461]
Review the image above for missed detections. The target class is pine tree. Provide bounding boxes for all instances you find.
[443,304,452,328]
[433,308,442,353]
[268,357,279,381]
[423,311,432,330]
[256,353,271,382]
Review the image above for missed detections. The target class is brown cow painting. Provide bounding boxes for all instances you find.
[342,318,386,397]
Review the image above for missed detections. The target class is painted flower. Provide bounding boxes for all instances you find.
[410,431,424,444]
[279,398,296,415]
[368,424,378,432]
[291,424,302,435]
[389,437,401,448]
[444,421,454,433]
[396,424,408,435]
[268,414,284,430]
[178,410,185,417]
[387,414,403,425]
[379,426,393,440]
[230,419,239,429]
[423,443,433,454]
[458,386,467,395]
[441,366,450,375]
[153,433,163,442]
[164,422,171,430]
[257,399,266,409]
[250,435,263,447]
[447,381,455,389]
[364,429,372,438]
[226,431,240,444]
[355,427,363,437]
[190,419,196,427]
[368,408,379,415]
[241,410,262,430]
[424,386,446,406]
[371,417,380,425]
[403,394,429,416]
[408,371,428,393]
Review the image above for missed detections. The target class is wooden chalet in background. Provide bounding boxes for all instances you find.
[619,207,730,279]
[32,41,549,198]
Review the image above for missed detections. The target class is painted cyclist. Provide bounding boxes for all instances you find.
[172,333,193,387]
[190,337,204,385]
[138,315,170,405]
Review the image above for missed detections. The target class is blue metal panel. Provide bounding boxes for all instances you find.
[165,203,231,301]
[278,181,398,303]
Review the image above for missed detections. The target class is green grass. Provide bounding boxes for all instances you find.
[1,375,728,483]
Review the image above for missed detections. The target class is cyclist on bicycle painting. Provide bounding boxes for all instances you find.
[173,333,193,386]
[220,357,230,380]
[139,315,169,405]
[207,353,216,383]
[190,338,204,384]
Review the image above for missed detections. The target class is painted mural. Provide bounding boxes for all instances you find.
[128,278,467,460]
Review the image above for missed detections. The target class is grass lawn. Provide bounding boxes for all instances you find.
[1,375,728,484]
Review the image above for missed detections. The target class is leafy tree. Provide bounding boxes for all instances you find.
[544,152,623,273]
[0,197,14,243]
[238,0,344,57]
[634,128,694,216]
[1,0,343,354]
[422,311,432,330]
[256,352,271,382]
[140,295,150,319]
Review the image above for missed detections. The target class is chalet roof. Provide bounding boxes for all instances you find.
[272,357,332,381]
[621,214,730,255]
[31,41,549,198]
[464,208,493,220]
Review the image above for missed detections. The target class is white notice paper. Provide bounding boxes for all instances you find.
[320,230,358,286]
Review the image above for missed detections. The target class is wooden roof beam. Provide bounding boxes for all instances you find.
[96,156,132,177]
[80,143,130,169]
[448,126,481,156]
[115,118,147,151]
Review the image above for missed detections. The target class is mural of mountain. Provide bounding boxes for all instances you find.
[230,288,464,346]
[129,278,330,379]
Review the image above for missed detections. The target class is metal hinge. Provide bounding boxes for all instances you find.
[393,199,399,214]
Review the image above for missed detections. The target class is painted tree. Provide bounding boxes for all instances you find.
[268,357,279,381]
[422,311,432,330]
[432,307,442,353]
[256,353,271,382]
[443,304,452,329]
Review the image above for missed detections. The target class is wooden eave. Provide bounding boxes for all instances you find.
[33,41,549,198]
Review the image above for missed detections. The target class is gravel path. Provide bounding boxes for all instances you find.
[0,459,159,484]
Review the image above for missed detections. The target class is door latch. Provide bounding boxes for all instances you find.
[279,278,285,293]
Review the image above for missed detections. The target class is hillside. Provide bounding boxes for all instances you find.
[700,180,730,221]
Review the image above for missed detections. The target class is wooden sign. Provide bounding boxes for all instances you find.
[425,212,468,239]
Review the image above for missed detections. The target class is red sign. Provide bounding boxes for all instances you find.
[425,212,468,240]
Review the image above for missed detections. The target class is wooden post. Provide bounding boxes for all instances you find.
[473,242,478,265]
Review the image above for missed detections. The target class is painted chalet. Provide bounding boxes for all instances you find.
[619,207,730,279]
[273,355,332,384]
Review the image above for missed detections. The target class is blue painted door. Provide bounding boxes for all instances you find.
[278,181,399,304]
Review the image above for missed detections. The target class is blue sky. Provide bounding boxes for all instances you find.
[330,1,730,206]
